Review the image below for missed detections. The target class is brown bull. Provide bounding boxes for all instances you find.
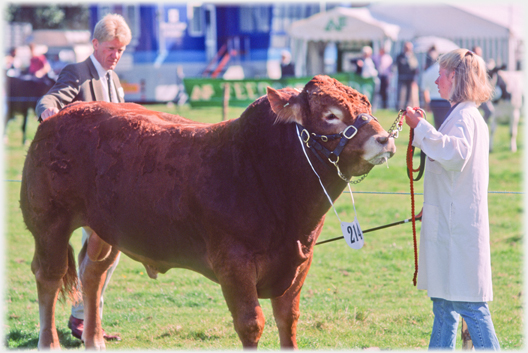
[21,75,395,349]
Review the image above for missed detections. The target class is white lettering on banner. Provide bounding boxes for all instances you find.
[245,82,257,100]
[190,84,215,101]
[257,82,271,96]
[232,83,247,100]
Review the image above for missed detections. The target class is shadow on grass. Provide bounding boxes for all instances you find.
[5,328,83,349]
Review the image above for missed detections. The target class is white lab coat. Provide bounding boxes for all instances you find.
[412,101,493,302]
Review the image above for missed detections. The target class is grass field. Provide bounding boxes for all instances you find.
[3,103,524,350]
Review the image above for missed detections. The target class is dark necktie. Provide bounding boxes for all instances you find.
[106,71,114,102]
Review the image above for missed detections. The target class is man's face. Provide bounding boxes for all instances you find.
[92,37,127,71]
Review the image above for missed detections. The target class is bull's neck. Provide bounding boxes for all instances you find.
[234,112,348,228]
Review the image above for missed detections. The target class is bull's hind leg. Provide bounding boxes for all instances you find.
[78,230,120,350]
[31,222,77,350]
[217,261,265,348]
[271,257,313,349]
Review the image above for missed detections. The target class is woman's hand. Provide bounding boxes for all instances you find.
[404,106,424,129]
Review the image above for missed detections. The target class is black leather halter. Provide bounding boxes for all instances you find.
[297,112,376,161]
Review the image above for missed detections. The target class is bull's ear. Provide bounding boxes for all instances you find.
[267,87,302,124]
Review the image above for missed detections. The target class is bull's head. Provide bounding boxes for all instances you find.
[267,75,396,180]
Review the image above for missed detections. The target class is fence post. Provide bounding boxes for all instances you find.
[222,82,230,121]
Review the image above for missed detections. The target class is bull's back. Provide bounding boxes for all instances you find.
[22,101,237,265]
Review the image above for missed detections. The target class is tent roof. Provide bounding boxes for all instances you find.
[368,3,514,40]
[452,4,523,38]
[289,7,399,41]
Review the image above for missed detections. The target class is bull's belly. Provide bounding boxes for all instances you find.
[120,247,219,283]
[107,225,312,299]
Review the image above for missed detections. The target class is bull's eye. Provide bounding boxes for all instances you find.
[324,108,344,124]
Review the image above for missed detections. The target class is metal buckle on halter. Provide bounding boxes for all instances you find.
[328,154,339,164]
[342,125,358,140]
[301,129,310,143]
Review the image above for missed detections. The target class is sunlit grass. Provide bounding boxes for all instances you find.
[3,104,523,349]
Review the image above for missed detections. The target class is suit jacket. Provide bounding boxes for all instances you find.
[36,57,124,118]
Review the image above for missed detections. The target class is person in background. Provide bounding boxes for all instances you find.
[280,50,295,78]
[396,41,419,110]
[472,45,497,152]
[420,61,451,129]
[355,46,378,108]
[356,46,378,79]
[372,45,393,109]
[425,45,438,70]
[5,47,22,77]
[404,48,500,350]
[36,13,132,342]
[28,43,51,78]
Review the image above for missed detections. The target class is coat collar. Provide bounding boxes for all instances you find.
[438,101,477,131]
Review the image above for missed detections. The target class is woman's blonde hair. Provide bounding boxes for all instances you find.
[438,48,493,106]
[93,14,132,45]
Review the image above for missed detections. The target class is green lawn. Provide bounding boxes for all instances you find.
[3,103,523,350]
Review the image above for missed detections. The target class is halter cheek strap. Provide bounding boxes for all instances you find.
[296,113,376,177]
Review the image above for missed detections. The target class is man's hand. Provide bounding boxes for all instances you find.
[40,107,60,121]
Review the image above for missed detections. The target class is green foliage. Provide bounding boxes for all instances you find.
[5,4,89,30]
[4,105,523,349]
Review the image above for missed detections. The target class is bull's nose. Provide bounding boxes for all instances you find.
[383,135,397,156]
[377,136,389,144]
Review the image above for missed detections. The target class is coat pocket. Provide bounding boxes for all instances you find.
[421,203,439,242]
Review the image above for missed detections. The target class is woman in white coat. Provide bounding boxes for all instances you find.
[404,49,500,350]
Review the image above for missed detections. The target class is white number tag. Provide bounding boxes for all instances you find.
[342,217,364,250]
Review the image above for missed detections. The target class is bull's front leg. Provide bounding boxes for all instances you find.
[78,232,120,350]
[271,256,313,349]
[216,258,265,349]
[35,275,63,350]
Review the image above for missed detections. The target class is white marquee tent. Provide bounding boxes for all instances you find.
[288,4,523,76]
[289,7,400,76]
[289,7,399,42]
[368,3,523,70]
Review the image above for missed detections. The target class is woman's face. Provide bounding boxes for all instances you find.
[435,66,455,101]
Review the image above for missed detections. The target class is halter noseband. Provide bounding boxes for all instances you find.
[296,113,377,183]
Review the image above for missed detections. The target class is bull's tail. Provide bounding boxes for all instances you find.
[60,243,81,305]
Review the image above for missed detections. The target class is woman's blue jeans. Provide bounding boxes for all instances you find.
[429,298,500,350]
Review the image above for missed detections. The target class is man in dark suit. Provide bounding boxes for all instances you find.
[36,13,132,342]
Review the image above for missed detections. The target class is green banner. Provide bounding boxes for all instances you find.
[183,73,375,108]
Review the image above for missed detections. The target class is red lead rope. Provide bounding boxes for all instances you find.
[392,108,425,286]
[407,128,419,286]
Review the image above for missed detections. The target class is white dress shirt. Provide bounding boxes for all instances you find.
[90,54,116,103]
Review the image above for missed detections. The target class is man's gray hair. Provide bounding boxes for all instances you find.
[93,13,132,45]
